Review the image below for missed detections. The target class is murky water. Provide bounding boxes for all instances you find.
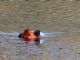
[0,31,80,60]
[0,0,80,60]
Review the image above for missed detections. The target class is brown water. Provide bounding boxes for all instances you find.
[0,0,80,60]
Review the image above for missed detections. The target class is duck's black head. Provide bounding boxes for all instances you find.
[34,30,40,36]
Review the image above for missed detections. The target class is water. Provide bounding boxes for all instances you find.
[0,31,64,38]
[0,31,80,60]
[0,31,64,46]
[0,31,64,45]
